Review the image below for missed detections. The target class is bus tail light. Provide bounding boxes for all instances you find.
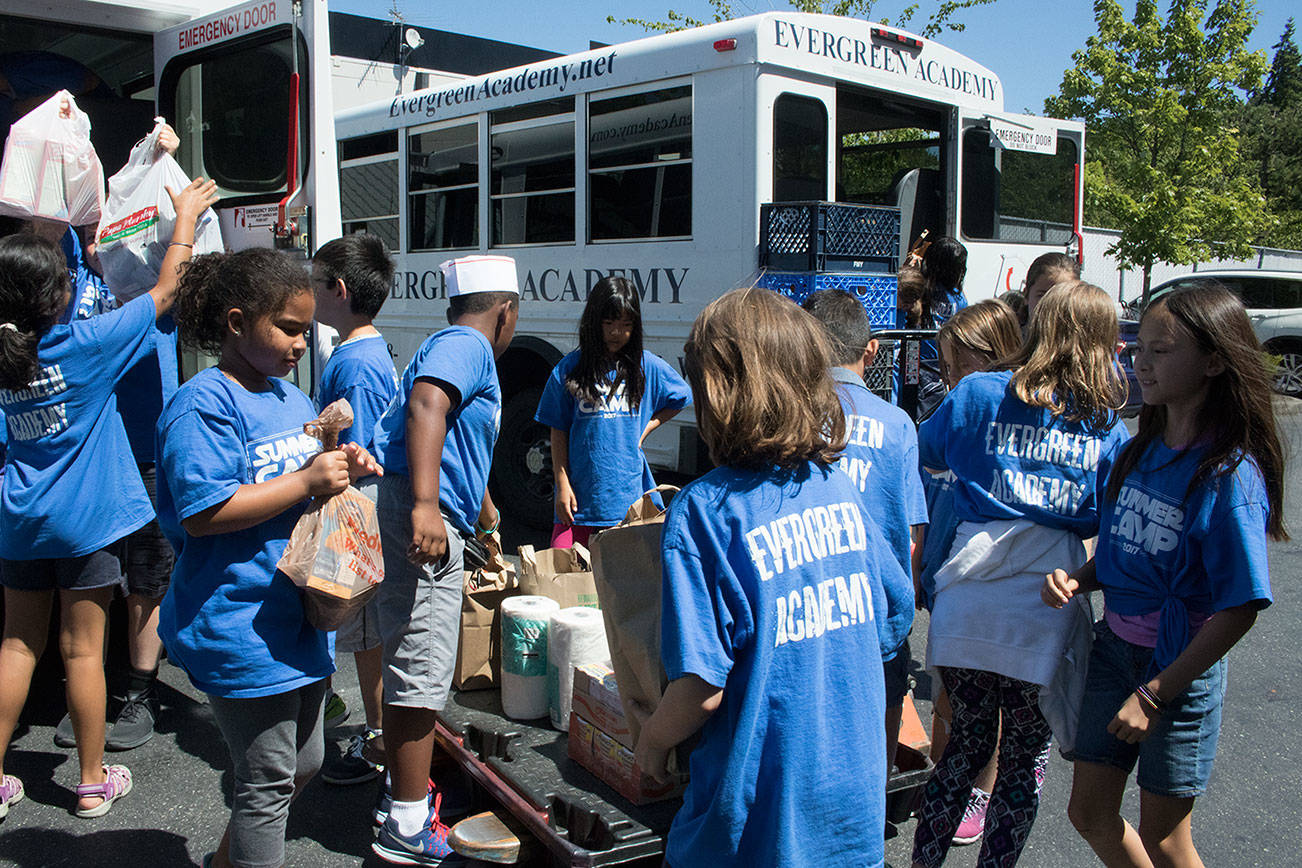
[714,39,737,52]
[871,27,923,51]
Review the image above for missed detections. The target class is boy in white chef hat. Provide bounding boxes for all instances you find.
[368,254,519,863]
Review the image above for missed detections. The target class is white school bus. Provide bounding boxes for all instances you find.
[334,12,1086,527]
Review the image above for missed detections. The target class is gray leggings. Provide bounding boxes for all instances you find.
[207,679,327,868]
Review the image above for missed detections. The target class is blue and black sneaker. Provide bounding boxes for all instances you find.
[372,793,455,865]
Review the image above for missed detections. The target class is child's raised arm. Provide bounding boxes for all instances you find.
[148,177,219,319]
[181,449,352,537]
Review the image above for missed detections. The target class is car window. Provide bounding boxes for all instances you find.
[1234,278,1275,309]
[1270,278,1302,309]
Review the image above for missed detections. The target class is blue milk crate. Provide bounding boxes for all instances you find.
[756,271,898,330]
[759,201,901,273]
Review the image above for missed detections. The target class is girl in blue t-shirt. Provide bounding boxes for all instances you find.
[157,249,378,868]
[0,178,216,822]
[1043,283,1282,868]
[912,282,1130,868]
[921,298,1022,846]
[634,287,905,868]
[536,276,688,547]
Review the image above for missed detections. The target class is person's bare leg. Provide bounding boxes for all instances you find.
[1137,789,1202,868]
[0,588,53,776]
[385,705,437,802]
[125,593,164,673]
[1068,760,1154,868]
[60,587,114,812]
[355,645,384,733]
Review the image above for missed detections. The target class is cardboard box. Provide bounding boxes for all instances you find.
[567,711,684,806]
[570,663,632,748]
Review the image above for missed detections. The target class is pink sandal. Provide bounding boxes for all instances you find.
[74,764,132,818]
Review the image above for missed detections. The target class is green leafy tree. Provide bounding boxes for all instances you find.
[1046,0,1270,297]
[611,0,995,39]
[1241,19,1302,248]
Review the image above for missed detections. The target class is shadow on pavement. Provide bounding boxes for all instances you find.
[0,826,198,867]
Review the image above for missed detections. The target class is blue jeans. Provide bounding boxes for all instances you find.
[1063,620,1226,798]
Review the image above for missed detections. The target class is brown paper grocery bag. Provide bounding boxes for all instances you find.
[453,533,518,691]
[588,486,680,752]
[517,542,599,609]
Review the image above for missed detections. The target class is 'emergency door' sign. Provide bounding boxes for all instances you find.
[172,0,284,52]
[989,118,1058,155]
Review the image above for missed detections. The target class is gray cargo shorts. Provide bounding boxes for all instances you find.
[374,472,464,710]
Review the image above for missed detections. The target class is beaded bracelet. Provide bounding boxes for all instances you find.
[1135,683,1167,714]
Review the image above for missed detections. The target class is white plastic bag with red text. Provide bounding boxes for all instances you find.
[96,119,223,302]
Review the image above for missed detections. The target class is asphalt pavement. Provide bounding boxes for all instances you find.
[2,401,1299,867]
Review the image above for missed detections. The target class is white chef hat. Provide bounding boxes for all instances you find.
[439,255,519,297]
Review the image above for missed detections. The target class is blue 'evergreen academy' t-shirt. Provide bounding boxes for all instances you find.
[372,325,500,536]
[918,370,1130,536]
[0,293,156,559]
[155,367,332,699]
[1097,440,1273,671]
[661,461,891,868]
[316,333,399,451]
[831,366,927,659]
[534,349,689,526]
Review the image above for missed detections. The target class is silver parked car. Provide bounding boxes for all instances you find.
[1142,271,1302,397]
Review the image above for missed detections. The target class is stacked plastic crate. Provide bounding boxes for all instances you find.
[756,202,901,399]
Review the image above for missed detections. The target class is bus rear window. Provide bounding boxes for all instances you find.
[163,29,306,198]
[961,128,1078,244]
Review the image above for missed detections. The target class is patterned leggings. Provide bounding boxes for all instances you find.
[912,667,1053,868]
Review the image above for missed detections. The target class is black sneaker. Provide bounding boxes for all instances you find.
[322,729,384,785]
[54,713,76,748]
[105,690,157,751]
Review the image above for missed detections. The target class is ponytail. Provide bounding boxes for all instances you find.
[0,236,70,390]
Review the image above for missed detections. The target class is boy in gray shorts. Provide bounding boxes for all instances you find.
[310,233,399,784]
[367,255,519,865]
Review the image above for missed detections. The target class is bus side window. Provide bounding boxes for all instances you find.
[339,132,400,252]
[490,97,576,246]
[409,122,479,251]
[589,85,692,241]
[773,94,828,202]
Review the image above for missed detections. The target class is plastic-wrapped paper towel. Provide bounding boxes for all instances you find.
[500,595,559,720]
[547,606,610,730]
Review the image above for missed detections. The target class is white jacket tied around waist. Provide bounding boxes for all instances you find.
[927,518,1093,752]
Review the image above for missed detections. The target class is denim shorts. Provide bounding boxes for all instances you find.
[1063,619,1226,798]
[1,542,127,592]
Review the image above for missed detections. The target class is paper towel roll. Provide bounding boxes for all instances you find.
[500,595,559,720]
[547,606,611,730]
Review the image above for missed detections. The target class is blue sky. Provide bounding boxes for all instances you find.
[334,0,1296,114]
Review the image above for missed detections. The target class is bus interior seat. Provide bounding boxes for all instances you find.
[891,167,942,263]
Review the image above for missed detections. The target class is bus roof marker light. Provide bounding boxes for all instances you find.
[714,38,737,52]
[870,27,923,51]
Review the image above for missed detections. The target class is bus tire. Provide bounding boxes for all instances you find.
[492,386,554,531]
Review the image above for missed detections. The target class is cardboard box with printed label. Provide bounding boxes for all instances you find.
[567,710,685,806]
[570,662,632,748]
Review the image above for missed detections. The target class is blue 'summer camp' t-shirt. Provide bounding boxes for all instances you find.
[372,325,500,536]
[660,461,892,868]
[831,366,926,659]
[155,367,331,699]
[1097,440,1273,671]
[317,333,398,451]
[918,370,1130,536]
[534,349,689,527]
[0,294,156,559]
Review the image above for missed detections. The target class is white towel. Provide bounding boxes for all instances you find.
[927,519,1093,749]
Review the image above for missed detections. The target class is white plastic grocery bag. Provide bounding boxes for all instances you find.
[96,118,224,302]
[0,90,104,226]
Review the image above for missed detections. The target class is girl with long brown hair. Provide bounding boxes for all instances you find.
[1044,282,1283,868]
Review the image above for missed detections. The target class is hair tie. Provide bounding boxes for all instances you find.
[0,322,18,333]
